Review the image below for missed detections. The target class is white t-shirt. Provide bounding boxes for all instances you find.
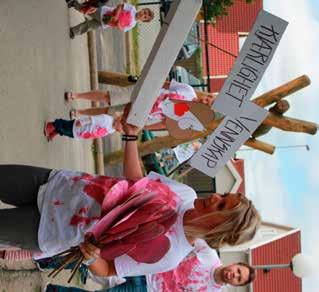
[73,114,115,139]
[114,172,196,277]
[101,3,137,32]
[146,80,197,125]
[36,171,196,267]
[146,239,223,292]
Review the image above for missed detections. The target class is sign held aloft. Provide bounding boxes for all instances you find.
[190,10,288,178]
[213,10,288,118]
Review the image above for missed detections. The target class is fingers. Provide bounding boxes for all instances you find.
[79,243,100,260]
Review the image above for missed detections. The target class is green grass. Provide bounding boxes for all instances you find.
[131,26,141,74]
[128,0,140,74]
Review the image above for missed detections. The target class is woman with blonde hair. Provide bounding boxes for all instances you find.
[0,115,260,278]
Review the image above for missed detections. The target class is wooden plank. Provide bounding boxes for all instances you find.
[127,0,202,127]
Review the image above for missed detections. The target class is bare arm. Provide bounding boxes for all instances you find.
[122,104,143,180]
[162,80,171,90]
[113,3,124,19]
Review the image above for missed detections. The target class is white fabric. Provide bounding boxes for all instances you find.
[72,114,115,139]
[36,171,196,270]
[168,79,197,100]
[146,80,196,126]
[114,172,196,277]
[146,239,223,292]
[173,142,200,164]
[36,170,102,259]
[101,3,137,31]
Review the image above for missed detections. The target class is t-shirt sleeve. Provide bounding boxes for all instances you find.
[169,79,197,101]
[115,254,174,277]
[193,239,221,268]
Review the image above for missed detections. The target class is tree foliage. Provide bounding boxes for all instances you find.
[202,0,254,20]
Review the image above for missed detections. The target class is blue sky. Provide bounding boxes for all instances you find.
[236,0,319,290]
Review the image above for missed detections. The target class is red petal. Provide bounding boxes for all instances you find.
[100,242,136,260]
[108,203,164,235]
[122,222,165,244]
[92,190,157,240]
[101,181,129,214]
[127,235,170,263]
[99,225,139,244]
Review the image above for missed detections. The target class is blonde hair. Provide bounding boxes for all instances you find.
[184,195,261,248]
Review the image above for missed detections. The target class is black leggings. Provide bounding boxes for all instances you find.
[0,165,51,250]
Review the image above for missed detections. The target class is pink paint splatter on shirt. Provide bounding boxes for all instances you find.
[71,174,122,205]
[78,207,89,215]
[53,200,64,206]
[152,255,210,292]
[70,215,100,226]
[150,92,190,122]
[80,127,108,139]
[118,10,133,29]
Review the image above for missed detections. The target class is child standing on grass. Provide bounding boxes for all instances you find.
[67,1,154,38]
[44,114,123,141]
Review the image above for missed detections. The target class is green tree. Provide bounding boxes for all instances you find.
[202,0,254,21]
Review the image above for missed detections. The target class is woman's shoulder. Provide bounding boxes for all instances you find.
[147,172,197,202]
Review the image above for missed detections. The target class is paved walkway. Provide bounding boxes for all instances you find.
[0,0,126,291]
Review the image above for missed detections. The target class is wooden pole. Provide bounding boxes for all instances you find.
[252,75,311,107]
[104,134,275,165]
[98,71,135,87]
[88,32,105,175]
[98,71,216,99]
[263,113,318,135]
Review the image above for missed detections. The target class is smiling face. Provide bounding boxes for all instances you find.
[136,8,154,22]
[189,193,242,230]
[195,95,216,107]
[220,264,250,286]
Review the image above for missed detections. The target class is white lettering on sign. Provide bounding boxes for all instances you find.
[213,10,288,118]
[190,103,268,177]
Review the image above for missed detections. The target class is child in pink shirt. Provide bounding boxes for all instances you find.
[68,1,154,38]
[44,114,122,141]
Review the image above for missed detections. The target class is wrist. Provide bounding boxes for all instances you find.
[122,134,138,141]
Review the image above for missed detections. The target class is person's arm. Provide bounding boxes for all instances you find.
[121,104,143,180]
[162,80,171,90]
[80,242,117,277]
[113,3,124,19]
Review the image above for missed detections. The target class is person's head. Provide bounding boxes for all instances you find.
[195,94,216,107]
[219,262,256,286]
[136,8,154,22]
[184,193,261,248]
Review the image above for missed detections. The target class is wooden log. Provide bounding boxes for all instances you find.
[88,32,105,175]
[263,113,318,135]
[252,75,311,107]
[104,135,274,165]
[98,71,135,87]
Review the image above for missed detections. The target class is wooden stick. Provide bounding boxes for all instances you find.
[68,255,84,284]
[252,75,311,107]
[98,71,135,87]
[88,32,105,175]
[104,135,274,165]
[48,251,80,278]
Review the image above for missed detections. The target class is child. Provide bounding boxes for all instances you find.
[44,114,122,141]
[64,80,216,130]
[68,1,154,38]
